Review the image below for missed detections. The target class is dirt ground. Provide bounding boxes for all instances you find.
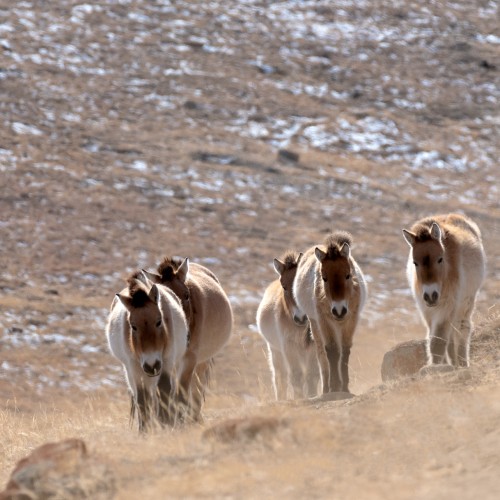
[1,0,499,497]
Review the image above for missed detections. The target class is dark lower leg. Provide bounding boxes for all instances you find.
[341,346,351,393]
[136,387,152,433]
[157,372,174,426]
[325,343,341,392]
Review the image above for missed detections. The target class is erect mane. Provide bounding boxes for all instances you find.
[157,256,184,282]
[324,231,353,259]
[410,218,448,243]
[278,250,301,271]
[126,271,150,307]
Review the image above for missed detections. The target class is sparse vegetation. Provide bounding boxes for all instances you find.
[1,0,499,497]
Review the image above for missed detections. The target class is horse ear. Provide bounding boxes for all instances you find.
[141,269,161,284]
[148,284,159,304]
[315,247,326,263]
[430,222,442,242]
[116,293,134,311]
[273,258,285,276]
[340,243,350,259]
[177,258,189,282]
[402,229,416,247]
[297,252,304,264]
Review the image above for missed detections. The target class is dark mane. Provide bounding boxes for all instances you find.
[410,218,448,243]
[278,250,301,271]
[157,256,184,282]
[126,271,149,307]
[324,231,353,259]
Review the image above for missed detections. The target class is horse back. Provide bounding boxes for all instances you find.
[184,264,233,359]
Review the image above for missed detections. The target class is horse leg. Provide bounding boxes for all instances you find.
[325,342,341,392]
[340,345,351,393]
[190,360,213,423]
[177,350,197,421]
[136,384,154,433]
[453,296,476,367]
[429,322,450,365]
[285,346,305,399]
[309,319,330,394]
[270,347,288,400]
[157,371,175,426]
[304,347,320,398]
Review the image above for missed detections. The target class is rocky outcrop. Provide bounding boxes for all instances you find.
[381,339,428,382]
[0,438,115,500]
[203,416,287,443]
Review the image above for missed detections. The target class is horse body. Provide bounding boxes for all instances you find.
[293,232,367,393]
[256,251,319,400]
[106,273,188,431]
[144,257,233,421]
[403,213,485,367]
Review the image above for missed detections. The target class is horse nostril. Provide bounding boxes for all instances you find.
[332,307,347,319]
[143,360,162,376]
[424,292,439,305]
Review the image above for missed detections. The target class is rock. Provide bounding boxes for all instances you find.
[418,364,455,377]
[203,416,286,443]
[277,149,299,163]
[381,339,428,382]
[0,438,115,500]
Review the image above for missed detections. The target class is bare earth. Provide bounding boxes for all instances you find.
[1,0,499,497]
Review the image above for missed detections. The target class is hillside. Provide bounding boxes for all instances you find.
[1,0,499,497]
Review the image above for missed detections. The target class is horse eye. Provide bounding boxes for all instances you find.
[322,277,327,282]
[156,319,162,328]
[437,257,443,264]
[413,261,418,267]
[346,274,351,280]
[131,324,137,331]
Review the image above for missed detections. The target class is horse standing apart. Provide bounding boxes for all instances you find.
[403,213,486,367]
[143,257,233,422]
[106,272,188,432]
[256,251,319,400]
[293,232,367,394]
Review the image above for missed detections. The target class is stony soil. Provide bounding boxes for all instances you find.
[1,0,499,497]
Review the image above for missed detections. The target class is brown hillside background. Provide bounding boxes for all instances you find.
[1,0,499,497]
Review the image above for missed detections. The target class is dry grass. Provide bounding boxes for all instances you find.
[2,318,500,498]
[1,0,500,497]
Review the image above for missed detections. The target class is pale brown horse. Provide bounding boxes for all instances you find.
[403,213,486,367]
[106,272,188,431]
[293,232,367,393]
[256,251,319,400]
[143,257,233,422]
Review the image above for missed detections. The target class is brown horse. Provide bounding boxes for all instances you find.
[293,232,367,393]
[256,251,319,400]
[143,257,233,422]
[403,213,486,367]
[106,272,188,431]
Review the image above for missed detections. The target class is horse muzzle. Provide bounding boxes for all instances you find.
[142,359,162,377]
[332,305,348,321]
[423,291,439,307]
[293,313,308,326]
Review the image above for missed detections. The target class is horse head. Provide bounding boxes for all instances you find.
[403,221,445,307]
[142,257,192,323]
[315,232,355,321]
[274,251,307,326]
[116,275,167,377]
